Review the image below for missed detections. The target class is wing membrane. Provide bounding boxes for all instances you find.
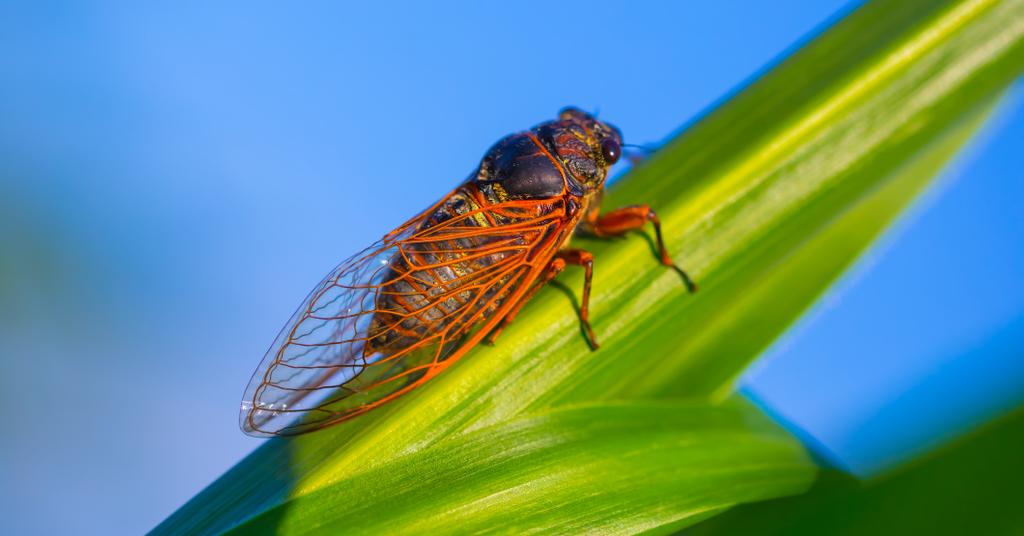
[240,193,565,436]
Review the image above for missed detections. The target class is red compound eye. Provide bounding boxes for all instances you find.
[601,138,621,165]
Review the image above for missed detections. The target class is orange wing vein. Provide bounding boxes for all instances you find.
[240,190,568,436]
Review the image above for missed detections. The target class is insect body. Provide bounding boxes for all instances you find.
[240,107,696,436]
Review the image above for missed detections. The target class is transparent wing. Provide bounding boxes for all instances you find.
[240,194,566,436]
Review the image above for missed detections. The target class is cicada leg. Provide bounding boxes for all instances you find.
[486,205,695,352]
[554,249,598,350]
[587,204,698,293]
[485,249,600,350]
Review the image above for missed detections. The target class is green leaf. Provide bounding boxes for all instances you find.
[681,405,1024,535]
[154,0,1024,533]
[224,401,814,535]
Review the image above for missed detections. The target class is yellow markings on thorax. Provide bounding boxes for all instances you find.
[490,182,510,202]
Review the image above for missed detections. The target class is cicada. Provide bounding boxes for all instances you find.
[240,107,696,436]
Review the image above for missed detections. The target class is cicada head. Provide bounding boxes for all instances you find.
[540,106,623,191]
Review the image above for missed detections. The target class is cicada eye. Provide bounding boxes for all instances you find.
[601,139,621,165]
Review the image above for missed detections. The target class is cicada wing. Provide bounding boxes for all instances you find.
[240,194,565,437]
[240,240,402,437]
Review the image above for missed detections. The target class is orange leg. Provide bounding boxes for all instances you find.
[588,204,698,293]
[556,249,599,350]
[485,249,600,350]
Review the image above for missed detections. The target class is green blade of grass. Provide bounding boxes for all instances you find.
[290,0,1023,490]
[681,404,1024,535]
[161,85,1002,536]
[225,401,815,536]
[154,0,1024,533]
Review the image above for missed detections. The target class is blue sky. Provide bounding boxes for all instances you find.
[1,2,1021,534]
[741,85,1024,475]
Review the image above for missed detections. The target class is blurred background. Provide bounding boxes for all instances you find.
[0,2,1020,535]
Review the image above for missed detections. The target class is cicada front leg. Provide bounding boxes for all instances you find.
[553,249,599,350]
[586,204,698,293]
[485,249,600,350]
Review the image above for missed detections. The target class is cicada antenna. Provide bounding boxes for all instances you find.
[622,143,660,165]
[622,143,658,153]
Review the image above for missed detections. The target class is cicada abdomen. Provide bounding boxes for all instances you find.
[355,192,567,395]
